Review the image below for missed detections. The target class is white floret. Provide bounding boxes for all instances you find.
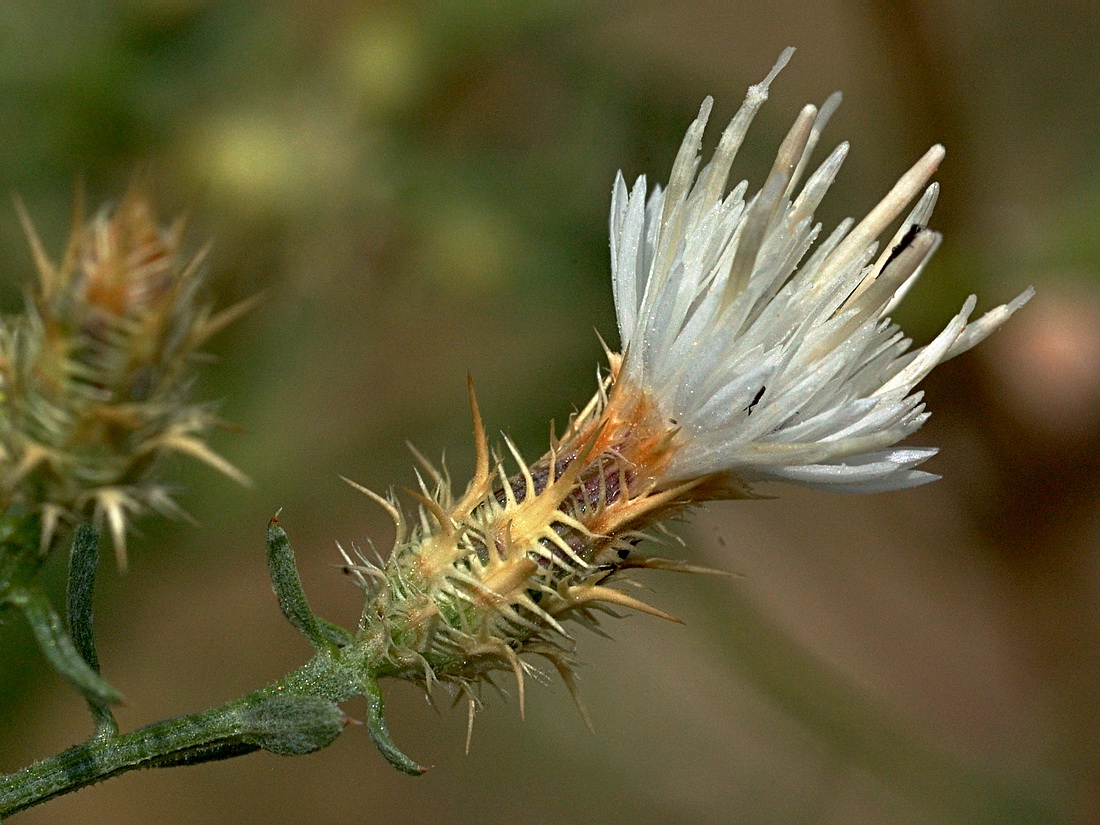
[608,50,1032,492]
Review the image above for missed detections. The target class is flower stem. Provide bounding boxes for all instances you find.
[0,519,429,817]
[0,655,357,818]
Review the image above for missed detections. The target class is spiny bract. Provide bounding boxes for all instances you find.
[0,185,251,563]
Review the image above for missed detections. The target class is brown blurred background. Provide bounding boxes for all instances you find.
[2,0,1099,823]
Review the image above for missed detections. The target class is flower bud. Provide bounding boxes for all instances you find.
[1,184,251,563]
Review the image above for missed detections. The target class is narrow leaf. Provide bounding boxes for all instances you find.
[13,585,122,706]
[66,525,119,736]
[362,676,427,775]
[266,516,337,655]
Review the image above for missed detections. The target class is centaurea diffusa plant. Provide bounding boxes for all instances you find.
[0,49,1032,817]
[0,183,250,735]
[3,185,250,563]
[334,47,1030,738]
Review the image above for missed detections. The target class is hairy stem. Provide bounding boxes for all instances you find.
[0,653,364,818]
[0,521,426,817]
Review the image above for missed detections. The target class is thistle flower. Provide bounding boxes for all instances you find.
[606,49,1033,492]
[0,185,251,563]
[348,50,1031,733]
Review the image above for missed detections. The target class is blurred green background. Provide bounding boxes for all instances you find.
[2,1,1099,823]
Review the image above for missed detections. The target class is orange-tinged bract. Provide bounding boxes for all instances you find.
[348,375,719,721]
[0,186,250,564]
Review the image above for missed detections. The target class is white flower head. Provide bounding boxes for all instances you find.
[607,47,1032,493]
[339,52,1034,768]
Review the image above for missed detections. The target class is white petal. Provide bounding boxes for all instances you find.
[603,53,1029,495]
[942,286,1035,360]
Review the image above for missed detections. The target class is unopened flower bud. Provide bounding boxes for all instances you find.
[1,184,251,563]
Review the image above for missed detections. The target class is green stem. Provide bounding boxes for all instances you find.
[0,511,45,608]
[0,634,425,815]
[0,655,356,818]
[0,518,427,817]
[0,514,122,709]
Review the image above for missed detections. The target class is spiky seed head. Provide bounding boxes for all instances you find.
[0,184,250,564]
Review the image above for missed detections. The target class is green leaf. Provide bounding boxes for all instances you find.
[65,525,118,737]
[11,585,122,707]
[362,675,426,775]
[237,693,347,756]
[266,516,339,655]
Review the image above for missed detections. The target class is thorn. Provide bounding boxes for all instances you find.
[467,374,490,486]
[572,584,684,623]
[406,441,444,487]
[465,697,476,755]
[159,435,252,487]
[341,476,406,545]
[402,488,454,537]
[451,374,493,519]
[12,195,57,288]
[193,292,264,345]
